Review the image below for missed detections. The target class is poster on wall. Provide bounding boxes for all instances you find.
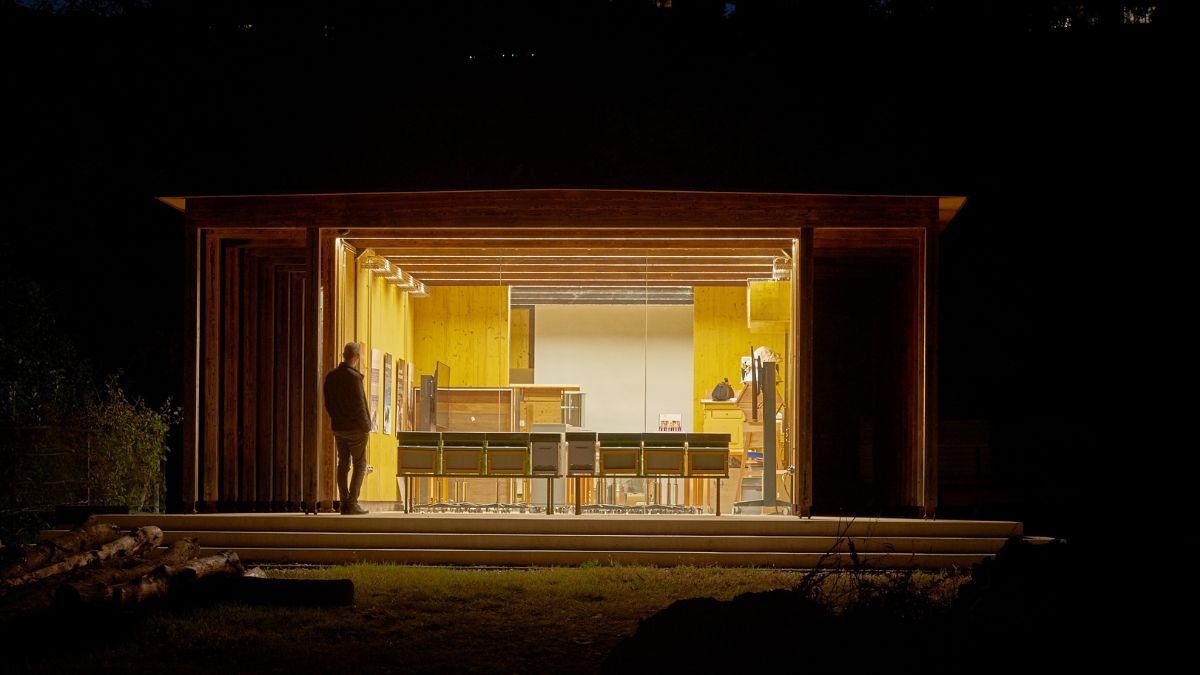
[396,358,407,432]
[657,413,682,432]
[382,353,393,435]
[740,355,755,384]
[369,348,382,432]
[406,362,415,430]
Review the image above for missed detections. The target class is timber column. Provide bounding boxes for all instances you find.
[919,224,939,519]
[178,221,201,513]
[793,228,814,518]
[303,227,323,513]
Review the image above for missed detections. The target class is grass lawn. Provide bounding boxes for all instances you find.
[5,564,968,674]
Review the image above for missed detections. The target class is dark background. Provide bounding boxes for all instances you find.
[1,1,1175,539]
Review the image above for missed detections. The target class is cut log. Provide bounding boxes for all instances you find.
[55,538,201,608]
[223,576,355,607]
[82,538,199,587]
[1,526,163,590]
[173,550,244,582]
[112,568,174,610]
[104,551,243,610]
[0,518,124,580]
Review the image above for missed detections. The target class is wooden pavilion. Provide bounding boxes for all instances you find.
[160,189,965,518]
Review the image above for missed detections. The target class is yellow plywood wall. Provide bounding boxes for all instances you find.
[692,286,787,431]
[342,251,415,503]
[510,307,531,369]
[412,286,510,388]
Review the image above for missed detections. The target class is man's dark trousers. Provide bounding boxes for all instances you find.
[334,430,369,507]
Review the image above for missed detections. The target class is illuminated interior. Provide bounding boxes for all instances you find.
[336,231,797,514]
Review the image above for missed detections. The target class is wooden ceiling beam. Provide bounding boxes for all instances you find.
[364,246,791,257]
[381,255,782,265]
[422,279,747,287]
[391,264,775,274]
[184,190,938,231]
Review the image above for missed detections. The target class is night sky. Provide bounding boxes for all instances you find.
[1,1,1175,538]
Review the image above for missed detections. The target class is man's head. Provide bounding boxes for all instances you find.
[343,341,361,367]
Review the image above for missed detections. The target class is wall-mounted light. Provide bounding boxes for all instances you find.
[389,271,416,290]
[772,257,791,280]
[361,253,389,271]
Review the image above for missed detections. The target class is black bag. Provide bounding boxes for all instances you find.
[711,378,734,401]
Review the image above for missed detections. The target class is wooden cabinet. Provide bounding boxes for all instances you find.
[700,400,745,462]
[513,384,581,430]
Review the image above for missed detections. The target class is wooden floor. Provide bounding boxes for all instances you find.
[79,512,1025,569]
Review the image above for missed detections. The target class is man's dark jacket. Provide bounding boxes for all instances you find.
[323,362,372,433]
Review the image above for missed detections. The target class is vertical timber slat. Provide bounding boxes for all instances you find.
[273,267,290,509]
[241,252,258,509]
[795,227,814,517]
[922,224,939,518]
[221,246,240,509]
[256,256,274,510]
[303,228,323,513]
[906,238,920,508]
[288,272,305,510]
[319,230,339,511]
[201,233,221,512]
[180,222,200,513]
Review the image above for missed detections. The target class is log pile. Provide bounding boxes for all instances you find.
[0,517,355,620]
[0,517,245,617]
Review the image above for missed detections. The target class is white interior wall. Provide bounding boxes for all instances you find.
[533,304,694,433]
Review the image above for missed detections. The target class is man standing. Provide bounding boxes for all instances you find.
[323,342,372,515]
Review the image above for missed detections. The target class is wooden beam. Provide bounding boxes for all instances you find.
[813,227,925,242]
[272,267,290,510]
[370,247,788,258]
[220,246,241,510]
[197,227,307,241]
[303,228,323,514]
[391,263,776,274]
[920,227,939,519]
[184,190,936,231]
[319,229,339,512]
[387,255,781,265]
[179,221,200,513]
[415,271,770,281]
[352,228,801,240]
[240,253,258,510]
[256,259,274,510]
[288,271,305,511]
[201,234,221,512]
[422,279,746,287]
[358,239,793,251]
[795,228,814,518]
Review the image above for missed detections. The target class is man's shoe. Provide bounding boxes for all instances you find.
[341,502,368,515]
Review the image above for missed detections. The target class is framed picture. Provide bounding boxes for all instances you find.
[406,362,415,430]
[369,348,382,432]
[657,413,682,432]
[382,353,393,435]
[395,357,407,432]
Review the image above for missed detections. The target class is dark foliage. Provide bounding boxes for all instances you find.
[607,537,1083,671]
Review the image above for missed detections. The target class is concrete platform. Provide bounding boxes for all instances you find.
[59,513,1023,569]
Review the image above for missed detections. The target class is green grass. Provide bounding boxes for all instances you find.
[6,564,968,674]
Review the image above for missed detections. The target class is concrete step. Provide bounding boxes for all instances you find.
[96,513,1023,539]
[163,530,1010,555]
[48,513,1018,568]
[199,546,991,569]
